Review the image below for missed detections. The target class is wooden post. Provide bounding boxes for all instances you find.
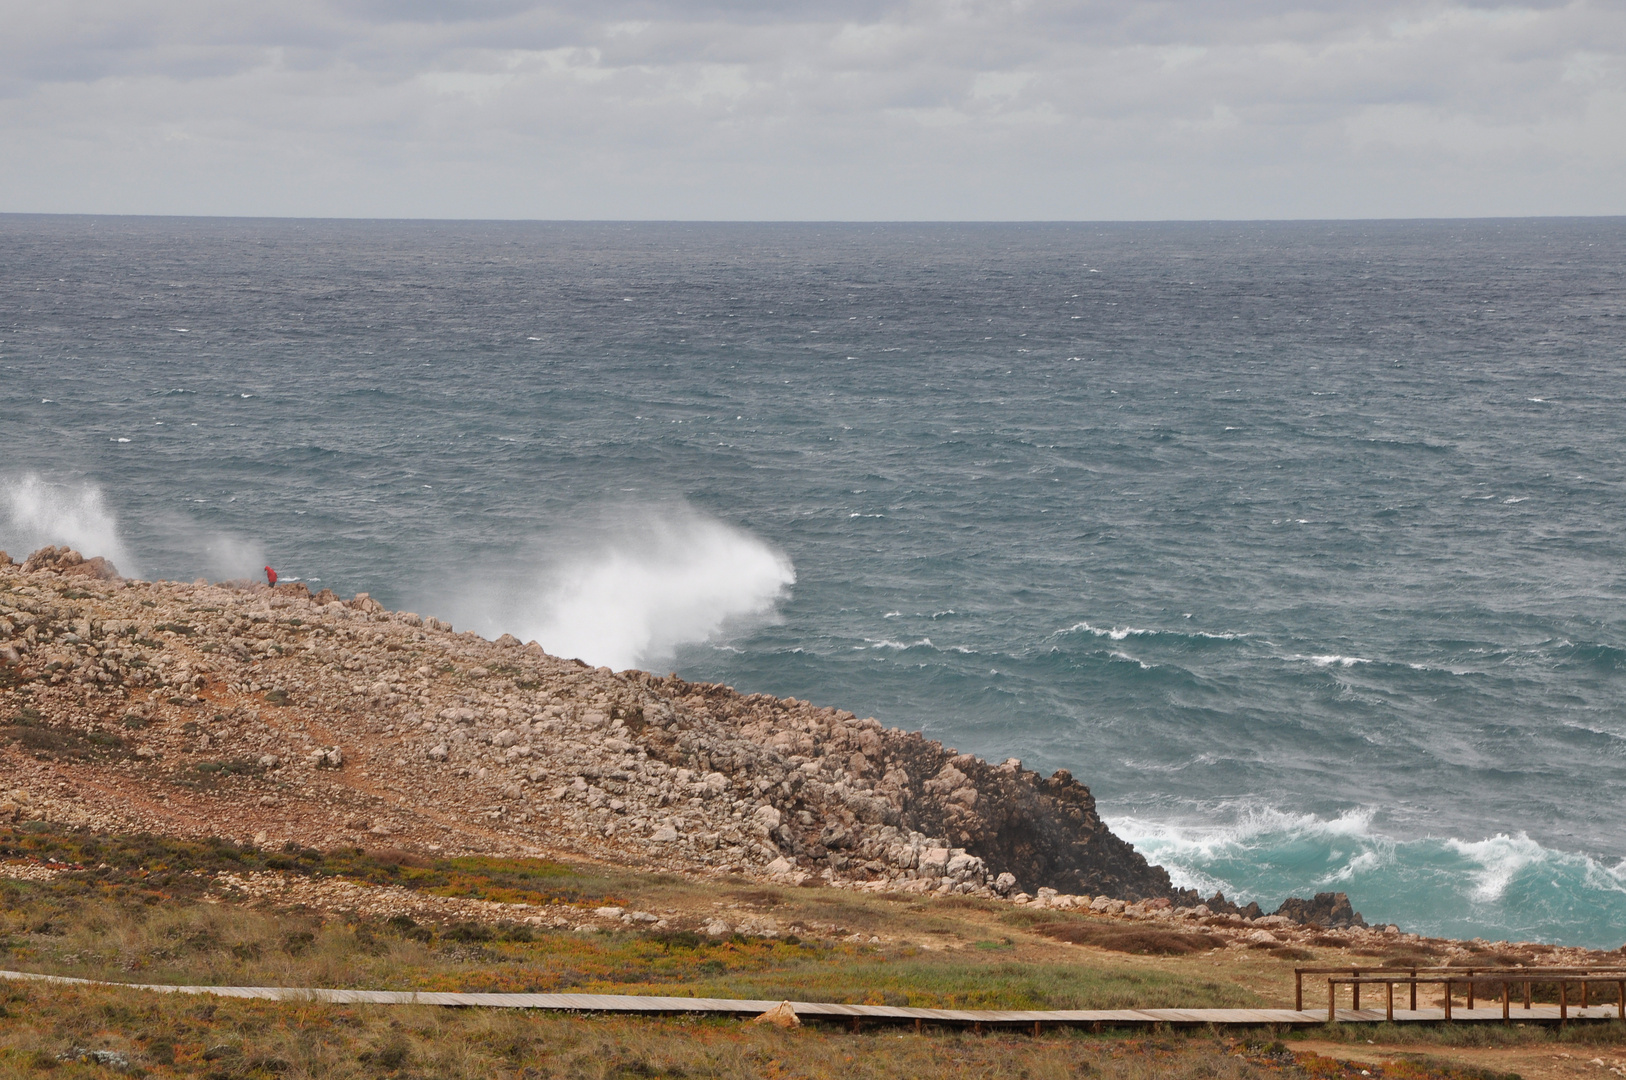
[1617,981,1624,1021]
[1327,980,1336,1024]
[1033,1021,1041,1037]
[1295,971,1303,1012]
[1582,981,1589,1010]
[1410,970,1417,1012]
[1502,982,1510,1023]
[974,1022,983,1036]
[915,1018,922,1034]
[1467,971,1474,1010]
[851,1016,861,1033]
[1525,981,1532,1010]
[1352,969,1361,1011]
[1560,981,1567,1026]
[1444,980,1453,1021]
[1386,981,1394,1022]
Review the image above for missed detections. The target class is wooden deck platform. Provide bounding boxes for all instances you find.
[4,970,1622,1028]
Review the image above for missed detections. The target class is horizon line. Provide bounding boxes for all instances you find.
[4,211,1624,227]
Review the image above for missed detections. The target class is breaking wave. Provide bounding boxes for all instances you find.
[1108,806,1626,947]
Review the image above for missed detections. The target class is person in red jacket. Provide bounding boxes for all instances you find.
[265,566,278,587]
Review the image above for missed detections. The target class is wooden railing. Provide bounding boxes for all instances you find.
[1295,966,1626,1023]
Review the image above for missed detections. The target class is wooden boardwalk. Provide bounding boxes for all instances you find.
[4,970,1621,1028]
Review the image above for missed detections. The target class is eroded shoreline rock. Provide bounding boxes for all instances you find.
[0,546,1357,923]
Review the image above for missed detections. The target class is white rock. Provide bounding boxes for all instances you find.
[650,824,679,842]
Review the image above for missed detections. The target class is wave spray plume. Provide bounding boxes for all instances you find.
[0,474,134,573]
[456,505,795,673]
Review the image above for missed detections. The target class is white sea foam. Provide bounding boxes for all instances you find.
[1059,620,1243,642]
[1433,833,1625,924]
[0,474,134,572]
[1321,849,1386,885]
[866,638,934,651]
[1111,806,1379,858]
[1446,832,1567,903]
[445,504,794,673]
[1107,806,1626,943]
[1106,806,1387,900]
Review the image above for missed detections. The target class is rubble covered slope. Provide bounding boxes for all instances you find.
[1,545,1195,903]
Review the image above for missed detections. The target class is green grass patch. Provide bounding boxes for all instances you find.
[0,826,611,906]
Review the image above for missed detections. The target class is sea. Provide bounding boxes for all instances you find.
[3,215,1624,947]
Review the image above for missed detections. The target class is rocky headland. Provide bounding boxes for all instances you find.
[1,545,1371,935]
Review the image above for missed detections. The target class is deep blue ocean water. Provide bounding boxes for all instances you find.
[4,215,1624,945]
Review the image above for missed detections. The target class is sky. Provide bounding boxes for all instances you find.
[1,0,1623,220]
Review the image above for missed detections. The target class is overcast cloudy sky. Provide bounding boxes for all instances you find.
[2,0,1622,219]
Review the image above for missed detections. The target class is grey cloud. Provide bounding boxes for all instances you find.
[0,0,1621,218]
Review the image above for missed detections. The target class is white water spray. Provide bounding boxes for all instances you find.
[446,505,795,672]
[0,474,134,572]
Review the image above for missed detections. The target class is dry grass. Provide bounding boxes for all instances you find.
[0,873,1257,1011]
[1030,920,1223,957]
[3,828,1623,1079]
[0,983,1531,1080]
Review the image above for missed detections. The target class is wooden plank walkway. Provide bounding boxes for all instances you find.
[4,970,1621,1028]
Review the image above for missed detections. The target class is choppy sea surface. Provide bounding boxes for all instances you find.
[3,215,1625,946]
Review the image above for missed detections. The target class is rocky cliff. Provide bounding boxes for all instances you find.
[0,546,1188,902]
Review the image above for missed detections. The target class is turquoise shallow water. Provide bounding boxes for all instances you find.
[3,216,1624,945]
